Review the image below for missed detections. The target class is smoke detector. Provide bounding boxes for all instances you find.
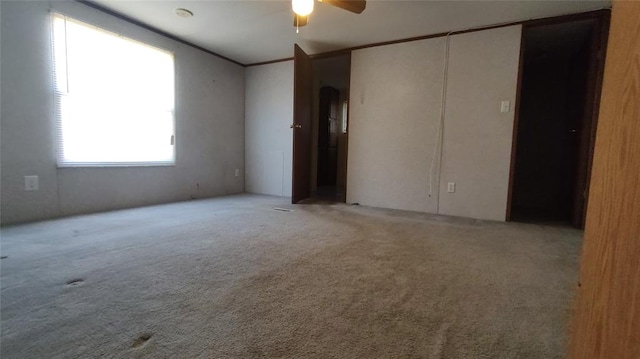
[175,8,194,18]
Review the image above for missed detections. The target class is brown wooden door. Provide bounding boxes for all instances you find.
[292,44,313,203]
[568,2,640,357]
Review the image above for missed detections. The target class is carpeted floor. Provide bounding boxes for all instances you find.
[0,194,582,358]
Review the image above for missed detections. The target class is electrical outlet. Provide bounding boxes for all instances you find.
[25,175,39,191]
[447,182,455,193]
[235,168,240,177]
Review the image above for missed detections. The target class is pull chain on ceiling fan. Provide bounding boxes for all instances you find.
[292,0,366,32]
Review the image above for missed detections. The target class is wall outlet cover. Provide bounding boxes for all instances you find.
[25,175,39,191]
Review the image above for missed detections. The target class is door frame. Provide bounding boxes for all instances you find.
[303,52,352,203]
[505,12,611,227]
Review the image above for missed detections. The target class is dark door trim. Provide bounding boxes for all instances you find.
[505,29,526,221]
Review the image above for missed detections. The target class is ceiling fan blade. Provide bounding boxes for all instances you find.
[293,14,309,27]
[320,0,366,14]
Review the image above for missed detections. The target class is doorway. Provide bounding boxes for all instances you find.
[508,17,608,228]
[309,54,350,203]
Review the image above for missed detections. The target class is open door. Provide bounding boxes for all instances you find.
[292,44,313,203]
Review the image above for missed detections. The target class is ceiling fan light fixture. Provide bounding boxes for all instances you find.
[292,0,314,16]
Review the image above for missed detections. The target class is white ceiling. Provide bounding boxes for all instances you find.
[90,0,610,65]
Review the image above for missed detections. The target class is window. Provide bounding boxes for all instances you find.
[51,13,175,167]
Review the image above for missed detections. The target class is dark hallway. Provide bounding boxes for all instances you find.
[311,55,350,203]
[511,20,600,227]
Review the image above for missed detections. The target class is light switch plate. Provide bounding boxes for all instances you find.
[500,101,510,113]
[25,175,39,191]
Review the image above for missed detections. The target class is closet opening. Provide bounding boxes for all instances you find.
[507,16,609,228]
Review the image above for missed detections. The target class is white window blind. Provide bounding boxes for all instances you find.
[51,13,175,167]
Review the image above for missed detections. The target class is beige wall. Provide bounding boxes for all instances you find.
[438,26,521,221]
[347,37,447,213]
[245,26,522,220]
[0,1,245,225]
[244,61,294,197]
[347,26,521,220]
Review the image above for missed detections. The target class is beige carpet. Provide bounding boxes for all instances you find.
[0,194,581,358]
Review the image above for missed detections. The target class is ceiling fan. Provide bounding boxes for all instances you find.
[292,0,366,29]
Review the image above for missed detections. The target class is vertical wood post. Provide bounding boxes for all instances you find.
[567,1,640,358]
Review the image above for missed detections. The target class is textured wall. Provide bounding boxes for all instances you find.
[438,26,521,221]
[244,26,521,220]
[0,1,245,224]
[347,37,447,213]
[244,61,294,197]
[348,26,521,220]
